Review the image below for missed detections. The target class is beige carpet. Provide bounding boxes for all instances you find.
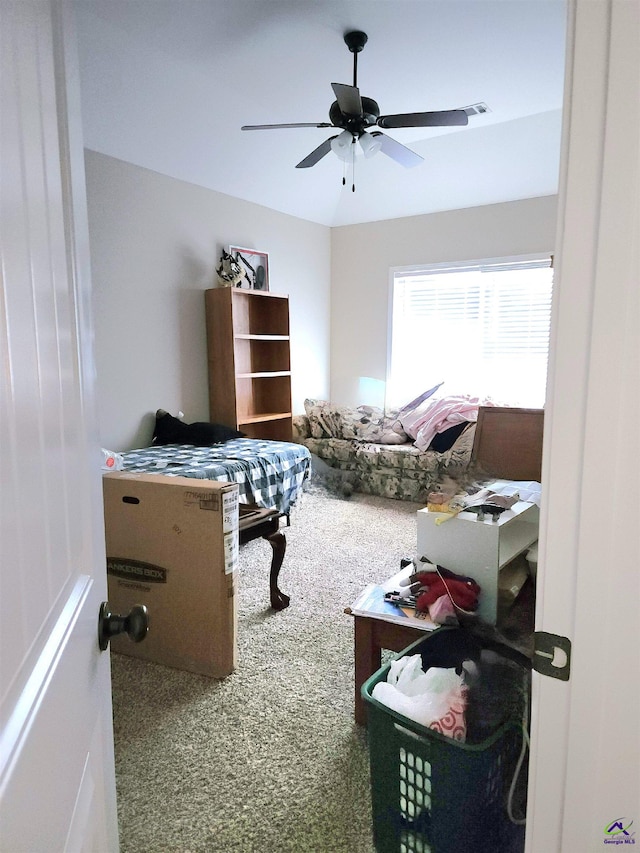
[110,487,423,852]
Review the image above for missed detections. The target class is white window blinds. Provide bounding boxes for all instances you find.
[388,258,553,408]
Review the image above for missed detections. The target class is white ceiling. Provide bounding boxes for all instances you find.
[74,0,567,228]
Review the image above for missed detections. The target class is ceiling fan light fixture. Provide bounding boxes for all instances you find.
[359,132,382,159]
[330,129,354,161]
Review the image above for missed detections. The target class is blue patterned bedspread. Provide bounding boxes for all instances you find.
[120,439,311,516]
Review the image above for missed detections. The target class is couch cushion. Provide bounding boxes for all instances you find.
[341,405,408,444]
[353,442,440,474]
[304,423,474,470]
[292,414,311,442]
[304,399,348,439]
[304,398,408,444]
[304,437,359,466]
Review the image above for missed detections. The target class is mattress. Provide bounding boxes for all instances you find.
[120,438,311,516]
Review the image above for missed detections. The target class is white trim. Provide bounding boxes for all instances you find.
[389,252,553,279]
[526,0,640,849]
[385,267,396,412]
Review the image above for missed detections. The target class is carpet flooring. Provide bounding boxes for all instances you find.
[110,487,423,852]
[110,485,532,852]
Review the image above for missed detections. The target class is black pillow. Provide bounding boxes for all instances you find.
[428,421,469,453]
[152,410,244,446]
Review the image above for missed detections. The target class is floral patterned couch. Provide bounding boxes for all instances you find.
[292,398,476,502]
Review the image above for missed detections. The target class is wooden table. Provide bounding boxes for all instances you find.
[239,505,289,610]
[348,578,536,725]
[347,611,436,726]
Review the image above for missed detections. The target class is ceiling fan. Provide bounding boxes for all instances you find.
[241,30,470,178]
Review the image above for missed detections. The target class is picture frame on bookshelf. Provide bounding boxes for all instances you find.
[229,246,270,291]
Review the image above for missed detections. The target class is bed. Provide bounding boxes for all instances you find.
[119,437,311,517]
[118,437,312,610]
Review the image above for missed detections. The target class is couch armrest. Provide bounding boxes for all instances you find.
[292,414,311,442]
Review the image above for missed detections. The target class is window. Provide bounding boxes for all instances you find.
[387,257,553,408]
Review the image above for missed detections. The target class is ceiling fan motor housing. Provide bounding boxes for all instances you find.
[329,96,380,132]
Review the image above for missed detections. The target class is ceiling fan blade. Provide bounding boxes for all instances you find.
[331,83,363,116]
[370,132,423,168]
[242,122,332,130]
[377,109,469,129]
[295,136,337,169]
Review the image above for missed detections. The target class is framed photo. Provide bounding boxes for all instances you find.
[229,246,269,291]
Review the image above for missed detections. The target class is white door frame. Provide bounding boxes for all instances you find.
[526,1,639,850]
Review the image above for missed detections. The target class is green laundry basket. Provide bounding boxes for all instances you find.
[362,629,527,853]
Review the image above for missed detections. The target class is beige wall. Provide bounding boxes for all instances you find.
[86,150,557,448]
[85,150,331,450]
[330,195,558,407]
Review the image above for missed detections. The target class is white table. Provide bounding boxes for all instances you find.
[416,500,539,624]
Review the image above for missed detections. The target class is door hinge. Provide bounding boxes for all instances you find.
[533,631,572,681]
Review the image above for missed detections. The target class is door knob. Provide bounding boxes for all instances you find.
[98,601,149,651]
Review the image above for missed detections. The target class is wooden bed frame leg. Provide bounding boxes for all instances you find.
[265,529,289,610]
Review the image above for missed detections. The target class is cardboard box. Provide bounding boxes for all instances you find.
[102,472,239,677]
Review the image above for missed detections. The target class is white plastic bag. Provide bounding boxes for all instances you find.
[101,448,124,471]
[372,654,467,733]
[387,654,434,697]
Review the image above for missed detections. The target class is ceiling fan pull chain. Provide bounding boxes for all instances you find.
[352,141,356,192]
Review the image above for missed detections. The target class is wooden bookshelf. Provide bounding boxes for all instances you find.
[205,288,292,441]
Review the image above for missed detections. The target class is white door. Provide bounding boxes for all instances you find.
[527,0,639,850]
[0,1,118,850]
